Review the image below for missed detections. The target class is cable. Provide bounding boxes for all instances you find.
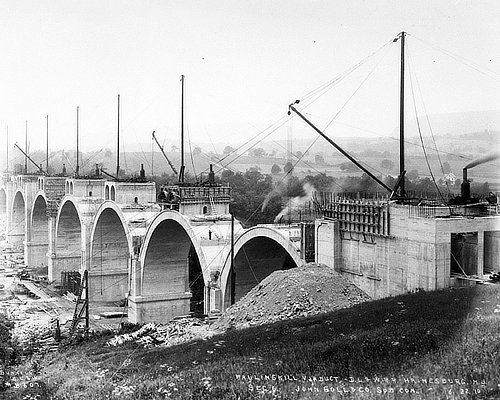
[299,39,394,110]
[186,122,198,182]
[242,246,260,285]
[407,46,446,202]
[407,47,452,198]
[209,40,393,174]
[282,46,391,194]
[409,33,500,83]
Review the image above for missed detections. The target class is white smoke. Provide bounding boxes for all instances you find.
[465,151,500,169]
[274,183,315,223]
[261,182,287,212]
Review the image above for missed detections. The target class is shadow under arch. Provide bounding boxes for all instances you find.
[0,187,6,216]
[219,226,303,310]
[53,196,84,278]
[30,192,49,267]
[139,210,209,318]
[10,189,26,243]
[89,201,133,303]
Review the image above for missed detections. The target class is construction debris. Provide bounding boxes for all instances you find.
[214,263,370,330]
[106,318,215,349]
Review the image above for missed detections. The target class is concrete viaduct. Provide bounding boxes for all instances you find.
[0,173,303,323]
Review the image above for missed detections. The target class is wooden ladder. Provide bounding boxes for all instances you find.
[69,270,89,334]
[209,196,217,215]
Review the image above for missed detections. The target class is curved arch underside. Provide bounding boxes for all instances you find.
[0,189,6,215]
[0,189,6,238]
[10,191,25,243]
[224,236,299,309]
[55,201,82,275]
[30,195,48,267]
[143,219,205,315]
[90,208,130,303]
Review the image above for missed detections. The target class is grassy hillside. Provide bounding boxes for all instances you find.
[4,284,500,399]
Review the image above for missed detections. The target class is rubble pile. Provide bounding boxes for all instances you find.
[14,319,57,351]
[106,318,215,348]
[214,263,370,330]
[9,300,71,349]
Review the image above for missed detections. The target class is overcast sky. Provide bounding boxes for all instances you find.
[0,0,499,160]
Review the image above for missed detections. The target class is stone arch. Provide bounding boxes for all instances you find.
[89,202,132,303]
[0,188,6,216]
[54,197,83,276]
[140,211,208,317]
[220,226,302,309]
[30,192,49,267]
[10,189,26,243]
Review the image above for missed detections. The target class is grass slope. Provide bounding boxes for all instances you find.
[4,285,500,400]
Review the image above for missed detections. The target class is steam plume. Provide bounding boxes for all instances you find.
[274,183,315,223]
[262,182,287,212]
[465,151,500,169]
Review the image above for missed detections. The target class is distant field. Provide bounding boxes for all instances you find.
[5,284,500,399]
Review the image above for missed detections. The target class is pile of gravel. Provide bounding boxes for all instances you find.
[214,263,370,330]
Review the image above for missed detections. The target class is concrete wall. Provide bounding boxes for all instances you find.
[105,182,156,204]
[180,201,229,217]
[66,179,106,198]
[315,205,500,300]
[316,206,441,299]
[484,231,500,274]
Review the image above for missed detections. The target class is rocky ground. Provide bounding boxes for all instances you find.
[1,240,370,352]
[213,263,370,330]
[103,263,370,349]
[106,318,217,349]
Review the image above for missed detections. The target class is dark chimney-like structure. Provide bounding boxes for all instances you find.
[208,164,215,185]
[461,167,470,201]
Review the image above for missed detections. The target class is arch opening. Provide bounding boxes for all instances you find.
[30,195,49,268]
[224,236,298,309]
[110,186,116,201]
[55,201,82,277]
[0,189,6,216]
[0,189,6,236]
[143,219,205,316]
[105,185,110,200]
[10,191,25,243]
[90,207,130,303]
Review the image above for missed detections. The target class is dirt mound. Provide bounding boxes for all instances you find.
[214,263,370,330]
